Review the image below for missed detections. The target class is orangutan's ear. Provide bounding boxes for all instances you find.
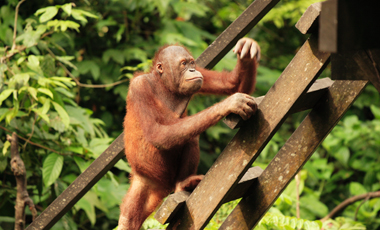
[156,62,163,74]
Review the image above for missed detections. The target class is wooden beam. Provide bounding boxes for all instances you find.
[26,134,125,230]
[319,0,338,53]
[319,0,380,53]
[332,50,380,94]
[195,0,280,69]
[154,166,263,225]
[224,78,334,129]
[168,35,330,230]
[220,80,368,229]
[295,2,321,35]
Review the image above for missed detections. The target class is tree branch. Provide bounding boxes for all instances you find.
[44,46,130,89]
[7,132,37,230]
[321,191,380,222]
[0,125,66,156]
[12,0,27,50]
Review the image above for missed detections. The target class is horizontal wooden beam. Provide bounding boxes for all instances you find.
[154,166,263,225]
[224,78,334,129]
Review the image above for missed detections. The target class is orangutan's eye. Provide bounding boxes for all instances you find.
[181,61,186,66]
[190,61,195,65]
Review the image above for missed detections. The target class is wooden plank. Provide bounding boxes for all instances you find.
[154,167,263,225]
[168,35,330,230]
[332,50,380,94]
[319,0,338,53]
[224,78,334,129]
[220,80,368,230]
[319,0,380,53]
[26,134,125,230]
[295,2,321,35]
[195,0,280,69]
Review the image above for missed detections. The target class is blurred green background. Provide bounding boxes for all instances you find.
[1,0,379,229]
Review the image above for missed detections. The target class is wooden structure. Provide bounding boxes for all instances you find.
[26,0,380,229]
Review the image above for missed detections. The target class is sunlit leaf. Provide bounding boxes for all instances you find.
[33,108,50,124]
[0,89,15,106]
[37,6,59,23]
[27,87,38,101]
[38,88,54,99]
[2,141,10,156]
[61,3,72,16]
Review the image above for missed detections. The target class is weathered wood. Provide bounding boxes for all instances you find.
[220,80,368,229]
[319,0,338,53]
[224,78,334,129]
[295,2,321,34]
[332,50,380,94]
[195,0,280,69]
[168,35,330,230]
[155,191,190,225]
[155,166,263,225]
[319,0,380,53]
[26,134,125,230]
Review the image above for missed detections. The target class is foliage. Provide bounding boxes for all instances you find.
[1,0,379,229]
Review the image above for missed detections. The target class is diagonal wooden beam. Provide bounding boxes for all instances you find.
[26,134,125,230]
[219,79,368,229]
[168,35,330,230]
[154,166,263,225]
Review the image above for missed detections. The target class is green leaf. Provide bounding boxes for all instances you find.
[73,156,91,172]
[37,6,59,23]
[333,147,350,167]
[41,99,51,114]
[102,49,125,65]
[27,87,38,101]
[61,3,72,16]
[300,195,328,218]
[114,160,131,173]
[2,140,10,156]
[0,89,15,106]
[370,105,380,119]
[55,56,77,70]
[51,101,70,128]
[27,55,43,74]
[43,153,64,187]
[38,88,54,99]
[17,56,26,65]
[75,195,96,225]
[349,182,367,196]
[33,108,50,124]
